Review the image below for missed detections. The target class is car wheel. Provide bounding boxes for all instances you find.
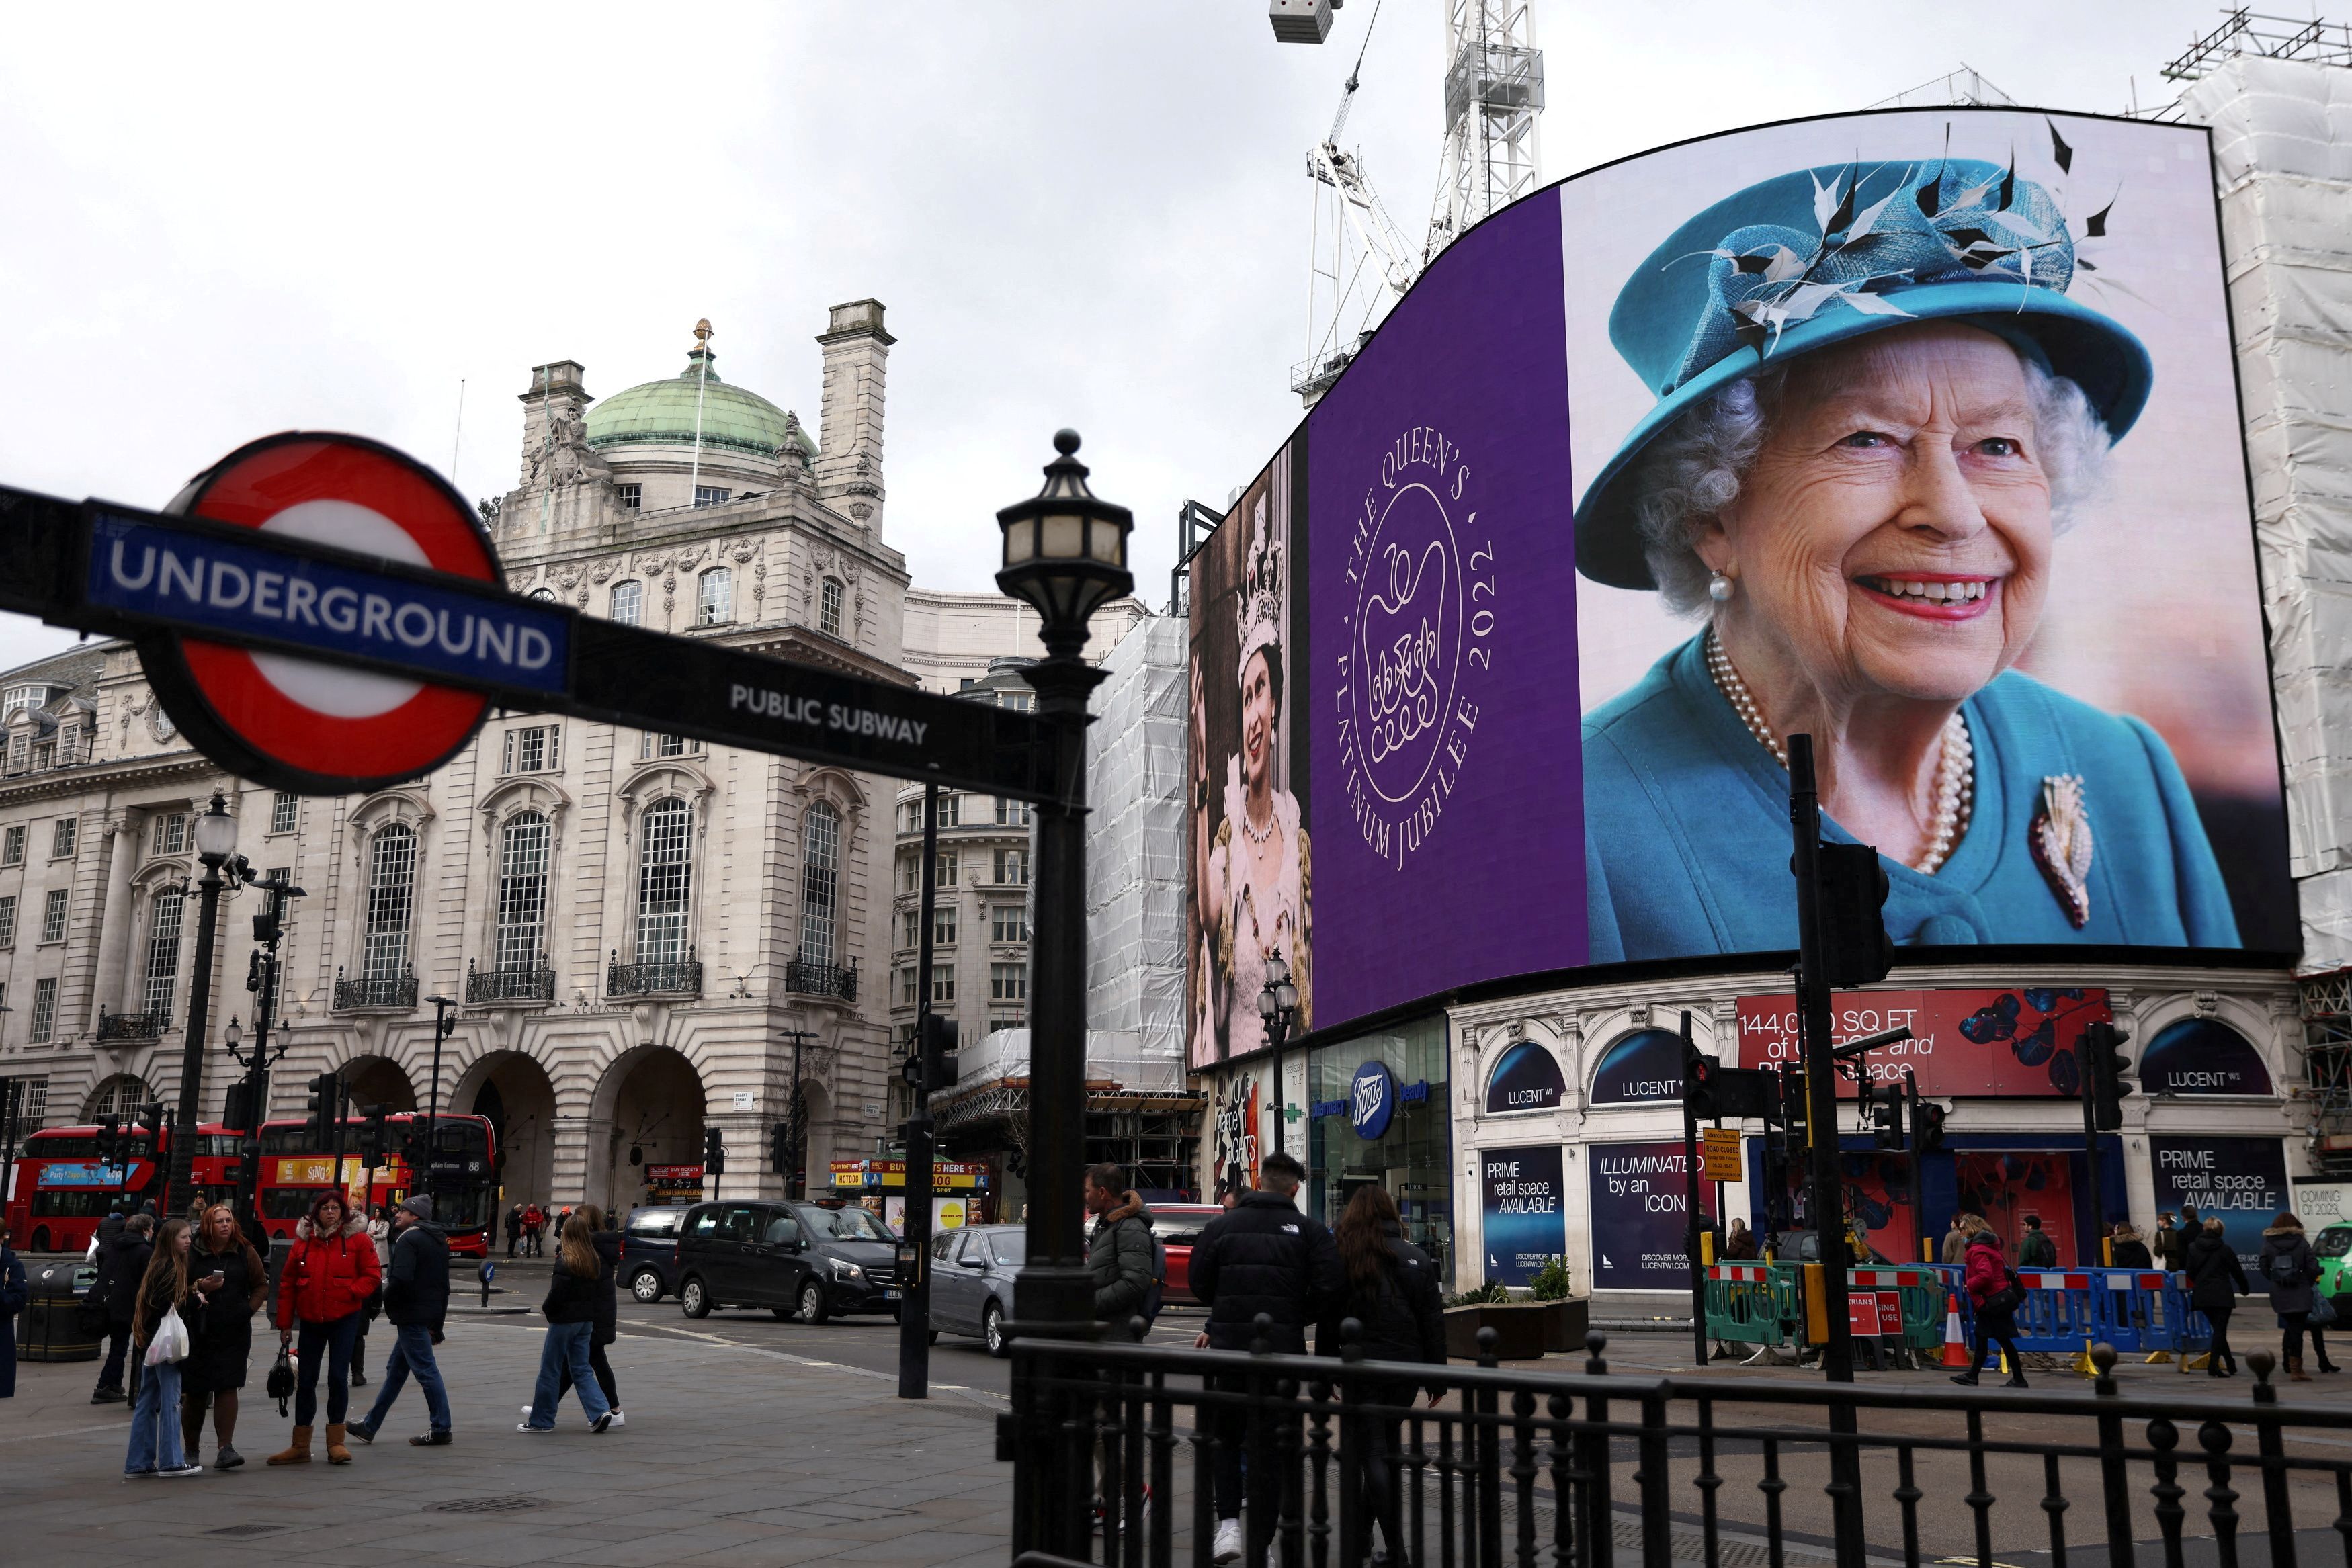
[984,1301,1008,1358]
[798,1280,830,1325]
[680,1276,712,1319]
[630,1268,665,1304]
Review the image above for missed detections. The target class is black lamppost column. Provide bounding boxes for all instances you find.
[164,791,240,1214]
[995,430,1132,1560]
[1259,951,1298,1156]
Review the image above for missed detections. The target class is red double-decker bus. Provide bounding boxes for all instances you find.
[3,1123,245,1254]
[251,1112,498,1256]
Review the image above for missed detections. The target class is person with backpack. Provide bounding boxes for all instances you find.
[123,1217,205,1477]
[1331,1184,1447,1563]
[268,1191,382,1465]
[1085,1164,1157,1331]
[90,1212,155,1405]
[1189,1150,1341,1565]
[2261,1210,2338,1381]
[2017,1215,2057,1269]
[1951,1219,2028,1388]
[349,1194,454,1446]
[2187,1216,2250,1377]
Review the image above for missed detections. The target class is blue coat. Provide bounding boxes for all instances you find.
[1582,637,2240,963]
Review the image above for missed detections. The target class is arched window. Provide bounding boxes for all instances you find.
[528,586,558,603]
[800,801,841,966]
[142,887,184,1023]
[697,568,732,627]
[820,578,845,640]
[363,824,417,977]
[634,799,694,963]
[610,580,643,627]
[85,1074,151,1120]
[495,812,550,971]
[1587,1027,1685,1105]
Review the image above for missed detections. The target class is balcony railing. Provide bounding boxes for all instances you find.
[784,951,857,1002]
[465,959,556,1006]
[95,1009,166,1043]
[334,966,417,1011]
[607,948,702,999]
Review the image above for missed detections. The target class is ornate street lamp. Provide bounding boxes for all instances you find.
[1259,949,1300,1154]
[164,791,240,1213]
[995,430,1131,1559]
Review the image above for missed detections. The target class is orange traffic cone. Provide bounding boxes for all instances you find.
[1941,1292,1971,1368]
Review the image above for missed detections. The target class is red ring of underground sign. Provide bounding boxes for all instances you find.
[138,431,503,796]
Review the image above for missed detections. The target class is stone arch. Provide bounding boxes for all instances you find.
[83,1072,152,1120]
[795,1076,836,1198]
[451,1049,558,1209]
[590,1043,709,1213]
[340,1053,417,1113]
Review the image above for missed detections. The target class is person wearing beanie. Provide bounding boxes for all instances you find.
[348,1194,453,1446]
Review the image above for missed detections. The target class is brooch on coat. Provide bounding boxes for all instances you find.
[2029,775,2093,928]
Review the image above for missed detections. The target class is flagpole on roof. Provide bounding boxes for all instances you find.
[687,318,713,507]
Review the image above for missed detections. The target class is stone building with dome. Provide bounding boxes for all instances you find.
[0,301,1144,1220]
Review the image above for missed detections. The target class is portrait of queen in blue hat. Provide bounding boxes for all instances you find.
[1573,132,2253,964]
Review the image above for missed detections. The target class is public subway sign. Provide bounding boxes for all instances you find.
[1734,986,2116,1100]
[0,431,1064,802]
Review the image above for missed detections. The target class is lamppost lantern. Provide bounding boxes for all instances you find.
[994,429,1134,657]
[192,790,239,865]
[222,1016,243,1053]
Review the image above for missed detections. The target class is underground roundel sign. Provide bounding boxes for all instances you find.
[138,432,505,795]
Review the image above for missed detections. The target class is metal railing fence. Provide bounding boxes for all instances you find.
[1006,1322,2352,1568]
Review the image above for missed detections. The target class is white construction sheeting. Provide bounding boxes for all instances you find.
[2186,56,2352,969]
[951,1027,1183,1097]
[1082,615,1189,1063]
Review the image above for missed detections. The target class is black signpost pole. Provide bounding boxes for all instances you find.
[1683,1010,1708,1370]
[900,782,941,1401]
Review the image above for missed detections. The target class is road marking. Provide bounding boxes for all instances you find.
[0,1419,136,1446]
[460,1317,1011,1409]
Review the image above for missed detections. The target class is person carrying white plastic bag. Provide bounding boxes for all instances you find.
[124,1217,204,1477]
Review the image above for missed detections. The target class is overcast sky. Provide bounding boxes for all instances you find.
[0,1,2244,672]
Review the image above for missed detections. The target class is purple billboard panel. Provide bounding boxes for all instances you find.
[1306,191,1585,1027]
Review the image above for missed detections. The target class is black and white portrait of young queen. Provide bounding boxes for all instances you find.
[1562,109,2291,965]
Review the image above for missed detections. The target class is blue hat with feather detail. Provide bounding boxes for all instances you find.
[1573,156,2152,591]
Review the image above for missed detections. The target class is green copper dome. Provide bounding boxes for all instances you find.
[585,345,816,465]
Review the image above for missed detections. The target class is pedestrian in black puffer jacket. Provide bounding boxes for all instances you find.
[91,1215,155,1403]
[2187,1219,2250,1377]
[1331,1185,1448,1566]
[554,1205,624,1426]
[1187,1151,1341,1556]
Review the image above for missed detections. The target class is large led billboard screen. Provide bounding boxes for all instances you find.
[1188,107,2288,1066]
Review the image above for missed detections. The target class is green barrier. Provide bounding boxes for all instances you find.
[1704,1263,1804,1347]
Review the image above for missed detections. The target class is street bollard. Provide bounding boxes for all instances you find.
[479,1259,495,1309]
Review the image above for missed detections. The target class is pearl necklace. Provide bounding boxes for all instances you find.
[1704,629,1974,875]
[1238,800,1277,844]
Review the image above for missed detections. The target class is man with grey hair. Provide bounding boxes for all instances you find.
[346,1193,452,1447]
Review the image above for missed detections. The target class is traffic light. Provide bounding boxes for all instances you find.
[137,1102,166,1141]
[400,1121,428,1172]
[253,906,279,945]
[1864,1080,1905,1149]
[360,1104,390,1166]
[702,1125,726,1176]
[1817,842,1895,988]
[921,1013,961,1094]
[306,1074,337,1147]
[223,1080,257,1133]
[2084,1020,2134,1131]
[1914,1099,1947,1154]
[771,1123,793,1174]
[94,1113,121,1162]
[1682,1043,1721,1121]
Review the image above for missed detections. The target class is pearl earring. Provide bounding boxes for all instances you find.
[1708,570,1734,603]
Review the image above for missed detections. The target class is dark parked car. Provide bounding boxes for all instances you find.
[620,1205,687,1303]
[673,1199,905,1323]
[929,1223,1023,1356]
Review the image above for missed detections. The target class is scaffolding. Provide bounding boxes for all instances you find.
[2164,9,2352,81]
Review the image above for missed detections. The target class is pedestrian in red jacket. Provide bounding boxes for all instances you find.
[267,1192,381,1466]
[1951,1221,2027,1389]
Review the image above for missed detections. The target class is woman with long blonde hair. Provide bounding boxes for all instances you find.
[124,1217,205,1476]
[519,1212,614,1434]
[546,1203,624,1425]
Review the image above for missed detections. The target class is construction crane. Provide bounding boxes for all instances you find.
[1286,1,1546,406]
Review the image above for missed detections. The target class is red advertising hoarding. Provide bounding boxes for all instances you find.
[1734,987,2114,1098]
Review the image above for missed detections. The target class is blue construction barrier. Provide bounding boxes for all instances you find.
[1935,1264,2212,1359]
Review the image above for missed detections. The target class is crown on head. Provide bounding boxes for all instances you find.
[1234,494,1282,684]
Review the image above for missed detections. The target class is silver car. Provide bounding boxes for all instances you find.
[928,1223,1023,1357]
